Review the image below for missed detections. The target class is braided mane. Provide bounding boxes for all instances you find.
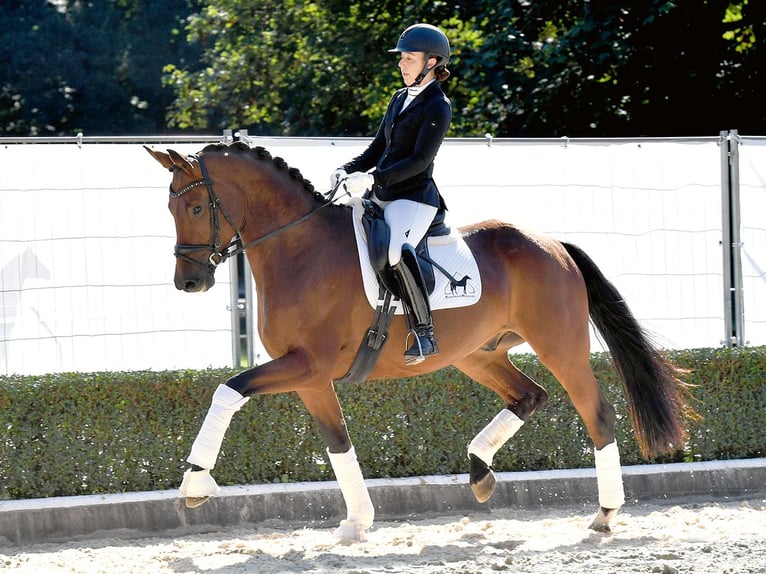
[200,142,325,201]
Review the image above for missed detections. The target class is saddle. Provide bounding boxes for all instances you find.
[360,199,451,299]
[334,198,479,385]
[334,200,450,386]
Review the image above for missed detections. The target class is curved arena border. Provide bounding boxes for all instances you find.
[1,458,764,546]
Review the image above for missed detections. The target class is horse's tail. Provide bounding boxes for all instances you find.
[562,242,693,458]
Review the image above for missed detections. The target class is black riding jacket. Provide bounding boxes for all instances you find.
[342,81,451,210]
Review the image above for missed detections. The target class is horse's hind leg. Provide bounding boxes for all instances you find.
[530,332,625,532]
[457,337,625,532]
[546,354,625,532]
[454,346,549,503]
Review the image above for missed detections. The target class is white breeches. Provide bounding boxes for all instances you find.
[379,199,438,266]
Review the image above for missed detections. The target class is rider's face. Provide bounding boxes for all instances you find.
[398,51,431,86]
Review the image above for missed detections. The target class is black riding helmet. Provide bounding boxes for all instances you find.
[389,23,450,86]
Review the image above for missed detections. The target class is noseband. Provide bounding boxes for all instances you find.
[169,153,331,274]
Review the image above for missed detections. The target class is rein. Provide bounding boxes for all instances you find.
[169,153,332,273]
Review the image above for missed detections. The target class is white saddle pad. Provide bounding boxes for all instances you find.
[349,198,481,314]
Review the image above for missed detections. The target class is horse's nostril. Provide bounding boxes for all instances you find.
[183,280,198,292]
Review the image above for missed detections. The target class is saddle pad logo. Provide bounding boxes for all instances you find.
[445,274,475,298]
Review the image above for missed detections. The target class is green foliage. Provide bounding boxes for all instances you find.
[669,346,766,460]
[0,0,200,135]
[2,1,764,137]
[163,0,766,137]
[1,347,763,500]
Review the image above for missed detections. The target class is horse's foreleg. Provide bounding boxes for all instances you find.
[327,446,375,541]
[297,387,374,542]
[180,384,250,507]
[180,351,313,508]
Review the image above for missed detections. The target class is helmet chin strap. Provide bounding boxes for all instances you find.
[409,62,434,87]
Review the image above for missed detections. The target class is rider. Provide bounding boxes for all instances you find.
[331,23,452,365]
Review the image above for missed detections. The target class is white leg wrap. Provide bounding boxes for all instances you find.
[594,441,625,509]
[328,446,374,541]
[467,408,524,466]
[187,384,250,470]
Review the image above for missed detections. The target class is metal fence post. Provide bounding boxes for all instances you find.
[242,254,255,366]
[228,254,244,367]
[720,129,745,347]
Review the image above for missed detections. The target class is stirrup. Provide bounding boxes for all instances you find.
[404,326,439,365]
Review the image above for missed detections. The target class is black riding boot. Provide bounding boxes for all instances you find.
[392,246,439,365]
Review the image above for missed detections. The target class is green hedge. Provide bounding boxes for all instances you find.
[1,347,764,500]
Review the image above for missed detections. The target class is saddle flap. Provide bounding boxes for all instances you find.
[361,200,436,295]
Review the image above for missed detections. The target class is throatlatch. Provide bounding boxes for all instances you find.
[393,244,439,365]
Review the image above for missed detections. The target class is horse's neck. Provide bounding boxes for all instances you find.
[242,204,356,290]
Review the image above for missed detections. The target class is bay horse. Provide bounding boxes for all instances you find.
[146,142,690,541]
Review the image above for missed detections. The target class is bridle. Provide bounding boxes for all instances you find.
[169,153,333,274]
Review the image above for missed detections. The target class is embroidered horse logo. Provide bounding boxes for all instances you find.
[447,274,473,296]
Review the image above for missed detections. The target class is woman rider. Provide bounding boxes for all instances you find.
[331,23,452,365]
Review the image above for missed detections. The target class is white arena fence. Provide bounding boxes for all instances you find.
[0,132,764,376]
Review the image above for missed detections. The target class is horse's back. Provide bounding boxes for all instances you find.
[459,219,577,276]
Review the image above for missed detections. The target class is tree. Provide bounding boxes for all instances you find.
[167,0,766,137]
[3,1,764,137]
[457,0,765,137]
[0,0,200,136]
[164,0,475,135]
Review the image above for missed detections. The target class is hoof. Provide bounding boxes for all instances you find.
[184,496,211,509]
[469,453,496,503]
[334,519,368,542]
[589,507,619,532]
[179,468,221,506]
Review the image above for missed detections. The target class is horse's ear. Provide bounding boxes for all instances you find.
[168,149,198,178]
[144,145,175,171]
[143,146,198,177]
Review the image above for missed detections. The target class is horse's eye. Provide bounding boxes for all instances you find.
[192,205,203,216]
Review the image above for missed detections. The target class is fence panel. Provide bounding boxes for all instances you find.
[0,143,232,375]
[2,135,759,375]
[739,137,766,346]
[435,139,726,351]
[246,137,727,353]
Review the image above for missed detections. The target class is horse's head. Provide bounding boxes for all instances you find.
[145,146,242,293]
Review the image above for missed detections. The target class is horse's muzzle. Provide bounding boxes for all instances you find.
[175,270,216,292]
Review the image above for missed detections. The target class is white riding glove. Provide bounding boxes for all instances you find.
[343,172,375,197]
[329,168,347,190]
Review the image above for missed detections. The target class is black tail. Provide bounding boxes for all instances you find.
[563,242,692,458]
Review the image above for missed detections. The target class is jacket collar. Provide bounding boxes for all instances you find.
[394,80,441,115]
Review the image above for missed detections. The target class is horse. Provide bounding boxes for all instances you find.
[145,142,691,542]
